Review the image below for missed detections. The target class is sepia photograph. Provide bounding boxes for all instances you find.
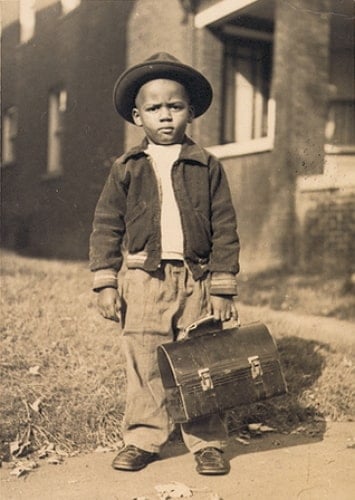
[1,0,354,498]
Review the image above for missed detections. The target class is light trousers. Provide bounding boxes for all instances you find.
[121,262,228,454]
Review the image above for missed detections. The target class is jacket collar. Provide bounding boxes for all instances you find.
[121,135,210,166]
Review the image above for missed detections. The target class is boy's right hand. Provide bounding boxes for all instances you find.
[97,287,122,322]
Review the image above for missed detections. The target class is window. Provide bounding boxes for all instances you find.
[325,99,355,150]
[223,38,272,144]
[47,88,67,175]
[2,107,18,165]
[61,0,81,15]
[19,0,36,43]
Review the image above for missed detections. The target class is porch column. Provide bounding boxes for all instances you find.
[270,0,332,269]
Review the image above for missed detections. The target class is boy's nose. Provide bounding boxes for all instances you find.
[159,106,172,120]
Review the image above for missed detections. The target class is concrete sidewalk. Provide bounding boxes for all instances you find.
[1,422,354,500]
[237,304,355,347]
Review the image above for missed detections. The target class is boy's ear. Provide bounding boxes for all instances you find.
[132,108,143,126]
[188,105,195,124]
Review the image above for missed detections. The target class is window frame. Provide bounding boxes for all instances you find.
[46,87,67,177]
[19,0,36,44]
[324,98,355,154]
[61,0,81,16]
[194,1,276,159]
[2,106,18,166]
[222,37,272,145]
[207,36,275,159]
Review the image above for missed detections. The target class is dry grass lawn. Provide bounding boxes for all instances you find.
[1,251,125,460]
[1,251,354,461]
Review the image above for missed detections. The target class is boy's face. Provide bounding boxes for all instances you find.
[132,79,194,145]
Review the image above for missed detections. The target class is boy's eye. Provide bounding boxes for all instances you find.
[170,103,184,110]
[144,103,185,112]
[146,105,159,112]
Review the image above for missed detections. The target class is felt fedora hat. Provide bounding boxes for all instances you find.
[113,52,213,123]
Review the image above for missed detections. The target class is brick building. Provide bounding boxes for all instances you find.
[1,0,134,258]
[1,0,354,274]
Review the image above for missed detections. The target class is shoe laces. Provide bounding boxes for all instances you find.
[198,447,223,459]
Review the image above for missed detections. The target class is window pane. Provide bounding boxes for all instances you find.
[61,0,81,15]
[223,39,272,144]
[326,100,355,146]
[19,0,35,43]
[235,58,254,142]
[47,90,66,174]
[2,107,18,164]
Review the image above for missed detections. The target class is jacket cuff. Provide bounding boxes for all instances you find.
[92,268,118,292]
[210,272,238,296]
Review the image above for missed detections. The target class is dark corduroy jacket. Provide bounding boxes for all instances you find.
[89,136,240,295]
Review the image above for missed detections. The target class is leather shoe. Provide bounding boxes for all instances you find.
[112,444,159,471]
[194,447,230,475]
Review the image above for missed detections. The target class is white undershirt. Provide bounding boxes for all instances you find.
[146,143,184,260]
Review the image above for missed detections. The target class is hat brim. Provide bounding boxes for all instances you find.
[113,60,213,123]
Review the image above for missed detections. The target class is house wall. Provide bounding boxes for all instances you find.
[1,0,133,259]
[296,189,355,275]
[295,0,355,276]
[193,0,332,273]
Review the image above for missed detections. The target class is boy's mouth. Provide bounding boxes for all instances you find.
[158,127,174,134]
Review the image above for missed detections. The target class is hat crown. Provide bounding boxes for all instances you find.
[145,52,182,64]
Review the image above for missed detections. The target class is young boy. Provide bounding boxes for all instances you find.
[89,53,240,475]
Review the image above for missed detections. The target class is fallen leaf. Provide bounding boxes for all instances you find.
[94,445,115,453]
[155,481,192,499]
[10,467,27,478]
[343,356,353,367]
[47,455,63,465]
[235,436,250,445]
[260,425,276,433]
[28,365,41,376]
[55,448,69,457]
[248,423,262,432]
[29,397,43,413]
[38,443,56,458]
[10,440,20,456]
[113,440,124,449]
[313,415,324,422]
[23,459,38,470]
[10,460,38,477]
[10,440,31,458]
[69,450,80,457]
[38,448,48,459]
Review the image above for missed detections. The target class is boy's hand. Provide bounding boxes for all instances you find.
[209,295,238,322]
[97,287,122,322]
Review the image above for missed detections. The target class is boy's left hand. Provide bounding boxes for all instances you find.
[209,295,238,322]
